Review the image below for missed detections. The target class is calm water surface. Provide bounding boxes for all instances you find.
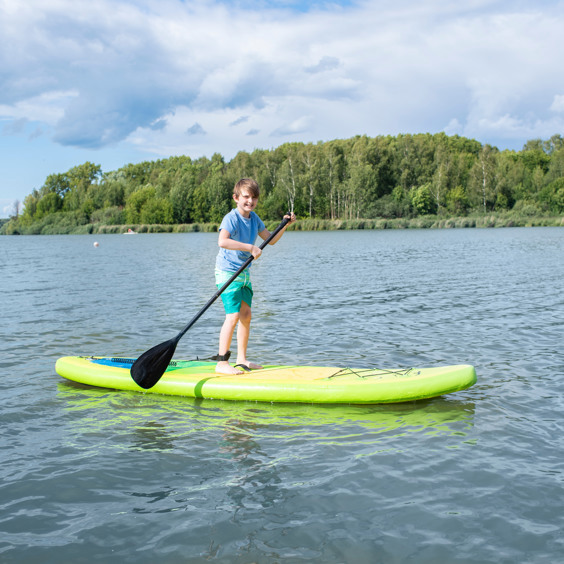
[1,228,563,563]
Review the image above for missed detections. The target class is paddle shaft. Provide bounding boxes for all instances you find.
[174,216,290,343]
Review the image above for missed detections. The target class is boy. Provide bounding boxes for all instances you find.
[215,178,295,374]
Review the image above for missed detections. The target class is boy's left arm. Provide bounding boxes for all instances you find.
[259,213,296,245]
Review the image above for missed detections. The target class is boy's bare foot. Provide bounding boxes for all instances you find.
[236,360,263,370]
[215,362,243,375]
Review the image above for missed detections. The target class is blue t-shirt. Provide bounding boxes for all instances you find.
[216,209,266,272]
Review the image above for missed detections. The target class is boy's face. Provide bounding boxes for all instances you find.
[234,189,258,216]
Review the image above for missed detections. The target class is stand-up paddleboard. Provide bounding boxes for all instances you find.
[55,356,476,404]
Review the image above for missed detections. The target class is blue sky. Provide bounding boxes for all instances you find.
[1,0,564,217]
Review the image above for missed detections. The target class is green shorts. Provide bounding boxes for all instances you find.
[215,268,253,314]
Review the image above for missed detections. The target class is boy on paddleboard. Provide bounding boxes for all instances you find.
[215,178,295,375]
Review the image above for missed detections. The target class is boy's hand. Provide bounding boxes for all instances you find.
[250,245,262,259]
[285,212,297,223]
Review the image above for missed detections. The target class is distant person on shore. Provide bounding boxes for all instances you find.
[215,178,295,375]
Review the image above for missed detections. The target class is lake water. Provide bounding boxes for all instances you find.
[1,227,563,563]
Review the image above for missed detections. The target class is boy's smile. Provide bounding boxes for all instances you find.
[234,190,258,217]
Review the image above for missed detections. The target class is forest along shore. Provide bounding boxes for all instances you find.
[2,133,564,235]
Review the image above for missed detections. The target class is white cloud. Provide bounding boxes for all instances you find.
[550,94,564,113]
[0,91,76,126]
[1,0,564,202]
[4,1,564,149]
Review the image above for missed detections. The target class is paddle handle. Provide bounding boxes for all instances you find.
[175,215,291,342]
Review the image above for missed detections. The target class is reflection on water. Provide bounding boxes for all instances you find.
[57,381,475,454]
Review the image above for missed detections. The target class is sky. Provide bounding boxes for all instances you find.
[1,0,564,217]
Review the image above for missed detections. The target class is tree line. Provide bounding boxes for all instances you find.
[3,132,564,234]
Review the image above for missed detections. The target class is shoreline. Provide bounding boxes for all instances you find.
[2,213,563,235]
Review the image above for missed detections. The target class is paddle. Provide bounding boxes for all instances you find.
[130,215,291,389]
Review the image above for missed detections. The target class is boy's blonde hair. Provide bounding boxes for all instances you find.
[234,178,260,198]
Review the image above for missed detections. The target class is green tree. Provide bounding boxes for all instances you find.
[346,162,376,218]
[62,162,102,212]
[276,144,304,216]
[346,136,381,218]
[431,141,452,213]
[446,186,470,215]
[321,140,346,219]
[301,143,322,218]
[545,147,564,184]
[169,163,198,224]
[125,185,157,223]
[20,191,39,225]
[493,151,523,210]
[520,141,550,174]
[140,198,173,224]
[543,134,564,155]
[35,192,63,219]
[204,164,232,223]
[96,177,126,209]
[538,178,564,213]
[410,183,437,215]
[468,144,498,212]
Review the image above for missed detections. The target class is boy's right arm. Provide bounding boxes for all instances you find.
[218,229,262,259]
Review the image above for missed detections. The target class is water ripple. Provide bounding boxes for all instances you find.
[1,228,563,563]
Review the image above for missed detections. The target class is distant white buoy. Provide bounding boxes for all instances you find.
[93,241,99,247]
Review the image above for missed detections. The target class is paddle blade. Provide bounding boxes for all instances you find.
[130,337,178,389]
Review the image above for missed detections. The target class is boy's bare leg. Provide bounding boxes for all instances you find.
[236,302,263,370]
[216,312,243,374]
